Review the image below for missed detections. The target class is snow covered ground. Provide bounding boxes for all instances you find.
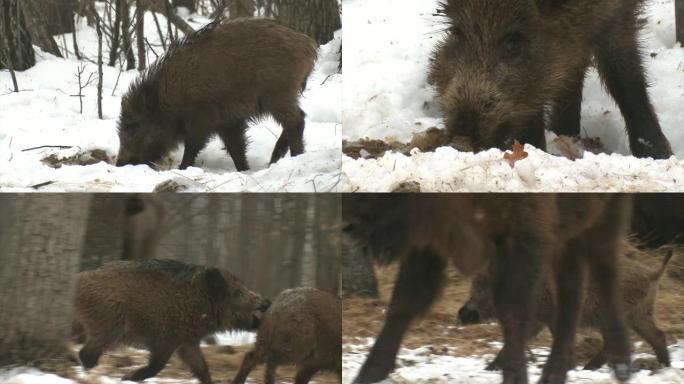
[343,339,684,384]
[0,8,341,192]
[341,0,684,192]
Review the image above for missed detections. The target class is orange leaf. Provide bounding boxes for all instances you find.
[503,140,529,167]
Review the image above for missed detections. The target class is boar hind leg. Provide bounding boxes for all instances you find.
[177,343,213,384]
[271,106,306,160]
[270,133,290,165]
[583,345,607,370]
[232,350,263,384]
[595,19,672,159]
[549,67,586,137]
[632,318,670,367]
[218,119,249,171]
[179,132,211,169]
[122,345,174,382]
[264,358,278,384]
[294,363,321,384]
[353,249,447,384]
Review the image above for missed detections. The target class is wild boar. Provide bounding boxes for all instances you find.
[75,259,270,384]
[458,245,672,370]
[429,0,672,159]
[116,18,318,171]
[343,194,633,384]
[232,287,341,384]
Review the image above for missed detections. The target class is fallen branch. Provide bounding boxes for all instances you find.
[21,145,74,152]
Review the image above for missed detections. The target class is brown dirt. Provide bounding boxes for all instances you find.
[50,343,338,383]
[41,149,112,168]
[343,247,684,368]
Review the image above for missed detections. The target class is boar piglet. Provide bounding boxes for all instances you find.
[116,18,318,171]
[429,0,672,159]
[75,259,270,384]
[232,287,341,384]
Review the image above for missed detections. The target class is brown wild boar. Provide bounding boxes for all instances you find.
[75,259,270,384]
[232,287,342,384]
[121,194,166,260]
[343,194,633,384]
[429,0,672,159]
[116,18,318,171]
[458,244,672,370]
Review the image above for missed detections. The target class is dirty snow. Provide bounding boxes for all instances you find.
[343,339,684,384]
[341,0,684,192]
[0,7,341,192]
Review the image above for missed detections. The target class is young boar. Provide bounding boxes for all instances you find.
[116,18,318,171]
[429,0,672,159]
[75,259,270,384]
[232,287,341,384]
[458,245,672,370]
[343,194,633,384]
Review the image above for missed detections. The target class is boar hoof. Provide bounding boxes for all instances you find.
[610,362,631,383]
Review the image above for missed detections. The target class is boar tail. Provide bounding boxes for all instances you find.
[649,249,673,282]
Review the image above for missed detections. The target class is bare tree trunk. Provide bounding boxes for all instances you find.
[677,0,684,45]
[109,0,123,66]
[121,0,136,70]
[136,0,146,70]
[0,194,91,365]
[173,0,197,13]
[0,0,35,72]
[228,0,254,18]
[80,194,127,271]
[43,0,78,35]
[77,0,97,26]
[97,15,103,119]
[150,0,194,36]
[71,12,81,60]
[19,0,64,57]
[342,239,378,297]
[274,0,340,45]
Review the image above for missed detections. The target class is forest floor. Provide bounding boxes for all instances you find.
[0,332,338,384]
[343,245,684,383]
[341,0,684,192]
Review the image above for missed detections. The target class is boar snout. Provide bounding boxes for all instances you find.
[251,299,271,328]
[457,302,481,325]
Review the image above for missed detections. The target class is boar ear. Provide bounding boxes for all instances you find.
[205,268,228,303]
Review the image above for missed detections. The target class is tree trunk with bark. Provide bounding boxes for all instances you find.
[0,195,91,365]
[136,0,146,70]
[228,0,254,18]
[121,0,136,70]
[80,194,127,271]
[274,0,340,45]
[19,0,64,57]
[43,0,78,35]
[0,0,36,71]
[342,239,378,296]
[677,0,684,45]
[108,0,123,66]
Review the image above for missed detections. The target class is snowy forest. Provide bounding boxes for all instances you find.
[0,193,340,383]
[0,0,342,192]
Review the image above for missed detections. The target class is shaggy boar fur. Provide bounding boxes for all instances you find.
[343,194,633,384]
[75,259,270,384]
[232,287,341,384]
[429,0,672,159]
[458,244,672,370]
[116,18,318,171]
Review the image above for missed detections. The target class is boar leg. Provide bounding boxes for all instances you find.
[270,133,290,165]
[631,318,670,367]
[179,132,211,169]
[583,345,607,370]
[271,106,306,160]
[122,345,174,382]
[548,67,586,137]
[595,19,672,159]
[264,358,278,384]
[232,350,263,384]
[218,120,249,171]
[583,200,632,382]
[177,342,213,384]
[353,249,446,384]
[492,231,546,384]
[539,241,584,384]
[294,363,321,384]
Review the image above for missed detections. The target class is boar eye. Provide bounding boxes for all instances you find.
[498,33,527,61]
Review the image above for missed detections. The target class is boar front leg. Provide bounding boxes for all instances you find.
[177,342,213,384]
[218,119,249,171]
[122,344,174,382]
[353,249,447,384]
[232,349,263,384]
[179,130,211,169]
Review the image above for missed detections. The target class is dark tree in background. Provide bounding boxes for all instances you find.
[342,239,378,297]
[228,0,255,18]
[0,0,36,71]
[0,195,91,366]
[79,194,128,271]
[121,0,136,70]
[274,0,340,45]
[43,0,78,35]
[677,0,684,45]
[173,0,197,12]
[19,0,63,57]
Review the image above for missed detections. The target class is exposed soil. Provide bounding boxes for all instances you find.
[41,149,113,168]
[343,245,684,370]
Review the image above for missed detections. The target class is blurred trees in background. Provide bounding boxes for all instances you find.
[0,0,36,71]
[0,195,91,366]
[677,0,683,45]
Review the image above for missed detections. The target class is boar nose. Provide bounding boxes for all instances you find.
[454,107,480,138]
[259,299,271,311]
